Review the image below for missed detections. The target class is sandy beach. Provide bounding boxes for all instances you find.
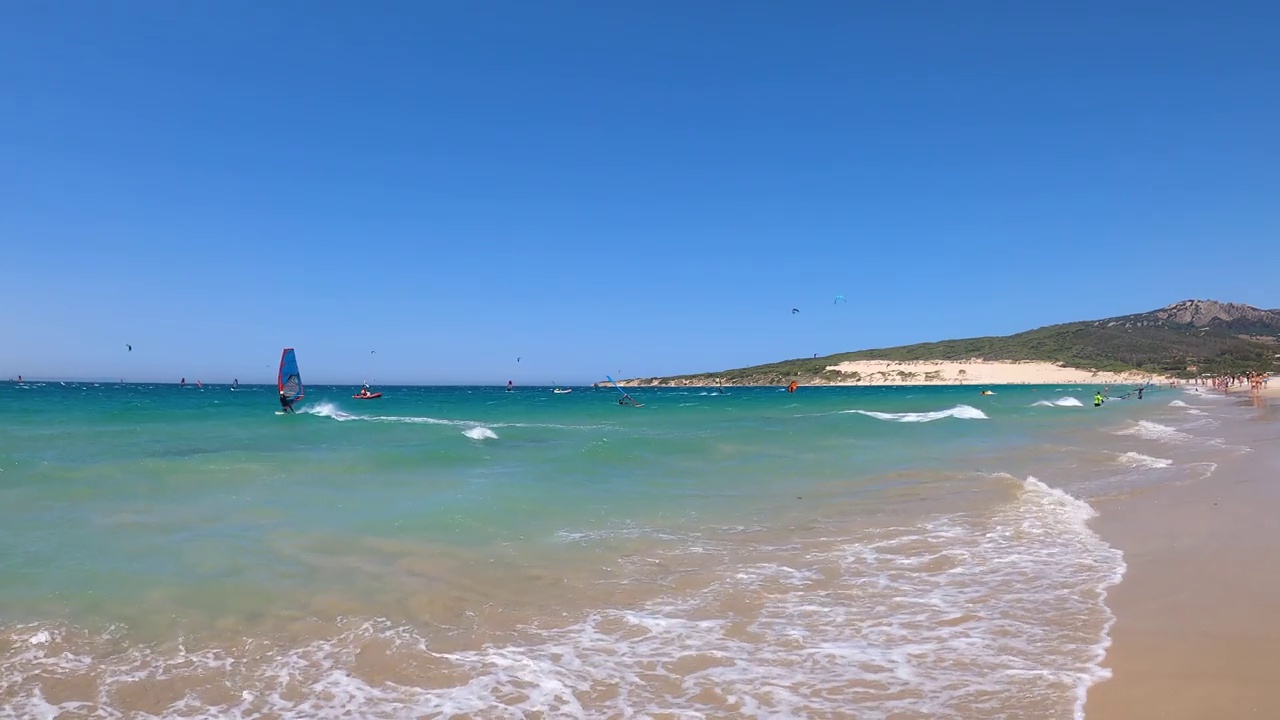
[609,360,1171,387]
[1086,393,1280,718]
[820,360,1162,386]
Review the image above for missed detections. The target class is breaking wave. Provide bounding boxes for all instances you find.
[1113,421,1193,444]
[1116,451,1173,469]
[844,404,988,422]
[302,403,599,431]
[0,477,1122,719]
[1032,397,1085,408]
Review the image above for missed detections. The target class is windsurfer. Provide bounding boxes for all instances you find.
[279,390,295,413]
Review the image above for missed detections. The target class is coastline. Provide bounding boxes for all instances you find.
[603,360,1169,387]
[1086,393,1280,718]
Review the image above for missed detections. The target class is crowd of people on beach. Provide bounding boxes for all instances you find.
[1179,373,1272,394]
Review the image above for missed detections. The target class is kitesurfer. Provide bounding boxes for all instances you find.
[1137,387,1145,399]
[1094,392,1105,407]
[279,390,295,413]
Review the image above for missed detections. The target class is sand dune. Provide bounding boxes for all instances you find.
[820,360,1160,386]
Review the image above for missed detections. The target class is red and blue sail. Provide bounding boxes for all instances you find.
[278,348,304,403]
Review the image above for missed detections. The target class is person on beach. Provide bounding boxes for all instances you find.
[279,390,295,413]
[1094,391,1105,407]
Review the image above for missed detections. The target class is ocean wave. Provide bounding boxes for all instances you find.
[0,476,1121,719]
[843,404,988,422]
[1032,397,1084,408]
[1116,451,1173,469]
[302,402,602,431]
[303,402,453,425]
[1113,420,1193,444]
[462,427,497,441]
[1167,400,1208,414]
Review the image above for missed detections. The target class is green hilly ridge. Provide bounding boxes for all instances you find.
[637,300,1280,385]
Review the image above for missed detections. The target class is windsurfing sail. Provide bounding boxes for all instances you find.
[278,348,304,403]
[606,375,642,406]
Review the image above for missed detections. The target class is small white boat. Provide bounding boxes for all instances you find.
[553,388,573,394]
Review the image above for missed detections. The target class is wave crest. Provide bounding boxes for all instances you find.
[843,404,988,422]
[1032,397,1084,408]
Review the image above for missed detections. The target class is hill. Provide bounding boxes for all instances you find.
[608,300,1280,386]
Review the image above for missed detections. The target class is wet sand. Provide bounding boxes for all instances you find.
[1087,398,1280,718]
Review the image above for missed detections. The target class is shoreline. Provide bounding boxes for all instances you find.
[602,360,1176,388]
[1086,394,1280,717]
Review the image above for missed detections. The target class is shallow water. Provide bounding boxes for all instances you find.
[0,382,1244,717]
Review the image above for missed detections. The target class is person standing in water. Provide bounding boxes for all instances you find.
[1094,391,1105,407]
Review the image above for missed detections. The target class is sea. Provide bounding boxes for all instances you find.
[0,381,1252,719]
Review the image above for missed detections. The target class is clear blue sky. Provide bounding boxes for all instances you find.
[3,2,1277,384]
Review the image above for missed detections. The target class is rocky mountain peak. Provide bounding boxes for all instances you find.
[1151,300,1280,328]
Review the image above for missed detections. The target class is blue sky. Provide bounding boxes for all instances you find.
[3,2,1277,384]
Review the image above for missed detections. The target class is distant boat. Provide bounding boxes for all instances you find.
[354,383,382,400]
[553,388,573,394]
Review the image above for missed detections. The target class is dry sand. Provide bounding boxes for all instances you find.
[821,359,1161,386]
[1086,398,1280,719]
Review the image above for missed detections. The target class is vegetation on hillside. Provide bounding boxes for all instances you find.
[631,302,1280,385]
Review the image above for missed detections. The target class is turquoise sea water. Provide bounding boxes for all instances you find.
[0,381,1244,718]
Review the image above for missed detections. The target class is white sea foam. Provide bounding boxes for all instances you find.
[1167,400,1208,414]
[462,427,498,440]
[2,478,1122,719]
[1033,397,1085,408]
[1116,452,1173,469]
[1113,420,1193,444]
[303,402,601,431]
[843,404,988,422]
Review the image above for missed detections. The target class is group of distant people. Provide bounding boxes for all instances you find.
[1190,373,1272,395]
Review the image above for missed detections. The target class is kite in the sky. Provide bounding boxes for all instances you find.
[126,344,132,352]
[791,308,800,314]
[834,295,846,304]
